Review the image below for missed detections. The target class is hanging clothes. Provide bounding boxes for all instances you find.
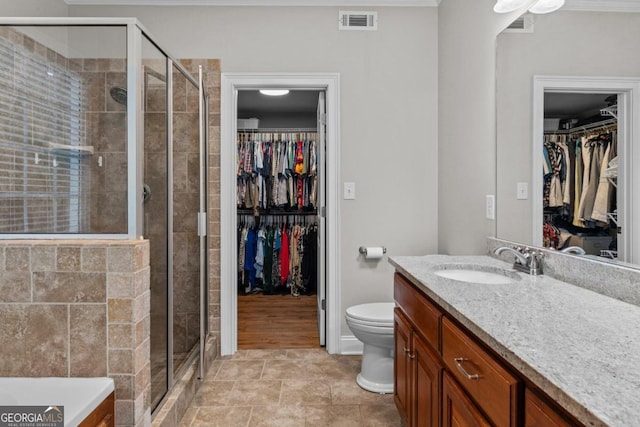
[591,132,617,223]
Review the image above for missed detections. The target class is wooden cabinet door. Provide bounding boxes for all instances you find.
[525,389,573,427]
[414,332,442,427]
[395,308,413,424]
[442,373,491,427]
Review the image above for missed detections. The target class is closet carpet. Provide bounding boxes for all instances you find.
[238,294,320,349]
[179,348,402,426]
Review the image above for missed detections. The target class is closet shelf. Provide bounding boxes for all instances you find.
[607,212,618,226]
[600,105,618,119]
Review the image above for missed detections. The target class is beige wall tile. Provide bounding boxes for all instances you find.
[134,338,150,373]
[6,247,30,271]
[109,323,134,349]
[108,246,135,272]
[135,267,150,298]
[115,399,134,426]
[82,247,107,272]
[134,291,150,323]
[33,271,106,303]
[70,304,107,376]
[57,247,81,272]
[0,304,68,377]
[109,349,134,374]
[135,315,150,348]
[108,298,133,323]
[32,246,56,271]
[111,374,134,400]
[0,272,31,302]
[108,273,134,298]
[135,362,150,397]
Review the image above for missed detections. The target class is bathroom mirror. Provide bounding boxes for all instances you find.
[496,10,640,267]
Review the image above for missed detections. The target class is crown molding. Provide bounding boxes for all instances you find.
[564,0,640,12]
[62,0,640,11]
[64,0,440,6]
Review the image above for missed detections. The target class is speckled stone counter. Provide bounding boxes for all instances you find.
[389,254,640,427]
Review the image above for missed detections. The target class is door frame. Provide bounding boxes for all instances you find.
[220,73,341,355]
[532,75,640,263]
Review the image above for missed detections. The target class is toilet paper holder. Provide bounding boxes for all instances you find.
[359,246,387,256]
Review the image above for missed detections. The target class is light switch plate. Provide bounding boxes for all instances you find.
[517,182,528,200]
[344,182,356,200]
[486,195,495,220]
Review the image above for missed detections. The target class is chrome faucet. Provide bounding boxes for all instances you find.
[494,246,544,276]
[560,246,586,255]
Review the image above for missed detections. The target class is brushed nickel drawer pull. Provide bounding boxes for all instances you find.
[454,357,480,380]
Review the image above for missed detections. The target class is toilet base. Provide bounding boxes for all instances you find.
[356,343,394,394]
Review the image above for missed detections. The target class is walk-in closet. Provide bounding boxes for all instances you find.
[542,92,618,258]
[235,89,325,349]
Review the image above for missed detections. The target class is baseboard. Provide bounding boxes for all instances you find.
[340,335,363,355]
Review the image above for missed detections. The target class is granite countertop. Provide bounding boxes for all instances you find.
[389,254,640,427]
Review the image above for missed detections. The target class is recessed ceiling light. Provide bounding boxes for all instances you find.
[259,89,290,96]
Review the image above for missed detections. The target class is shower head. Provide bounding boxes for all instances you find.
[109,86,127,105]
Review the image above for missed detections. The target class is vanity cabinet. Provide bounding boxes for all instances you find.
[394,307,442,427]
[442,371,491,427]
[394,273,518,427]
[525,389,572,427]
[394,272,583,427]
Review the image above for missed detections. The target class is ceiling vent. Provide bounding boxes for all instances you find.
[504,14,534,33]
[339,11,378,31]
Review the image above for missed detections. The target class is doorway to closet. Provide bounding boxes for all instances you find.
[220,73,341,356]
[532,76,640,265]
[236,89,324,349]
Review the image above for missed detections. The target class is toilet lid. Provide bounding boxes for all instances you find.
[346,302,395,323]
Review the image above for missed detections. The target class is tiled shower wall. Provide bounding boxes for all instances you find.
[79,56,129,233]
[0,240,151,427]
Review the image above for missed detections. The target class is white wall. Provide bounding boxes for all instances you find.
[496,11,640,245]
[0,0,68,16]
[64,4,439,341]
[437,0,520,255]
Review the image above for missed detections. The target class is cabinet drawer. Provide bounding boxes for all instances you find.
[394,273,442,352]
[442,318,519,427]
[525,389,574,427]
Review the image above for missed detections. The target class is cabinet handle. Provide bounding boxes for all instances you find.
[454,357,480,380]
[403,348,415,359]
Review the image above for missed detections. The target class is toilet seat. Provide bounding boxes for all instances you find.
[345,302,395,324]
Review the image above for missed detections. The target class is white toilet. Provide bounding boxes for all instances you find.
[345,302,395,393]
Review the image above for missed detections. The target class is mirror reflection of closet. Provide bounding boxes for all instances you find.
[542,92,619,260]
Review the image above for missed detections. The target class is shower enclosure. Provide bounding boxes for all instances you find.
[0,18,208,411]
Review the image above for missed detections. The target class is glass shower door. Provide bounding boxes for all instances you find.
[141,40,169,410]
[171,63,202,375]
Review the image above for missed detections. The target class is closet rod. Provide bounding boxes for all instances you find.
[544,118,617,135]
[238,128,317,132]
[237,209,317,216]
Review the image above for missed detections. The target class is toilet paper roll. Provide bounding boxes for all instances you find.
[364,247,385,260]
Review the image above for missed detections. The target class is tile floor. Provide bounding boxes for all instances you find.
[178,348,402,426]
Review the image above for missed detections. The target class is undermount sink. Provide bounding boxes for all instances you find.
[433,265,520,284]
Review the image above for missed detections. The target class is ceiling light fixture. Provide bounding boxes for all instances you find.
[494,0,564,14]
[527,0,565,14]
[259,89,290,96]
